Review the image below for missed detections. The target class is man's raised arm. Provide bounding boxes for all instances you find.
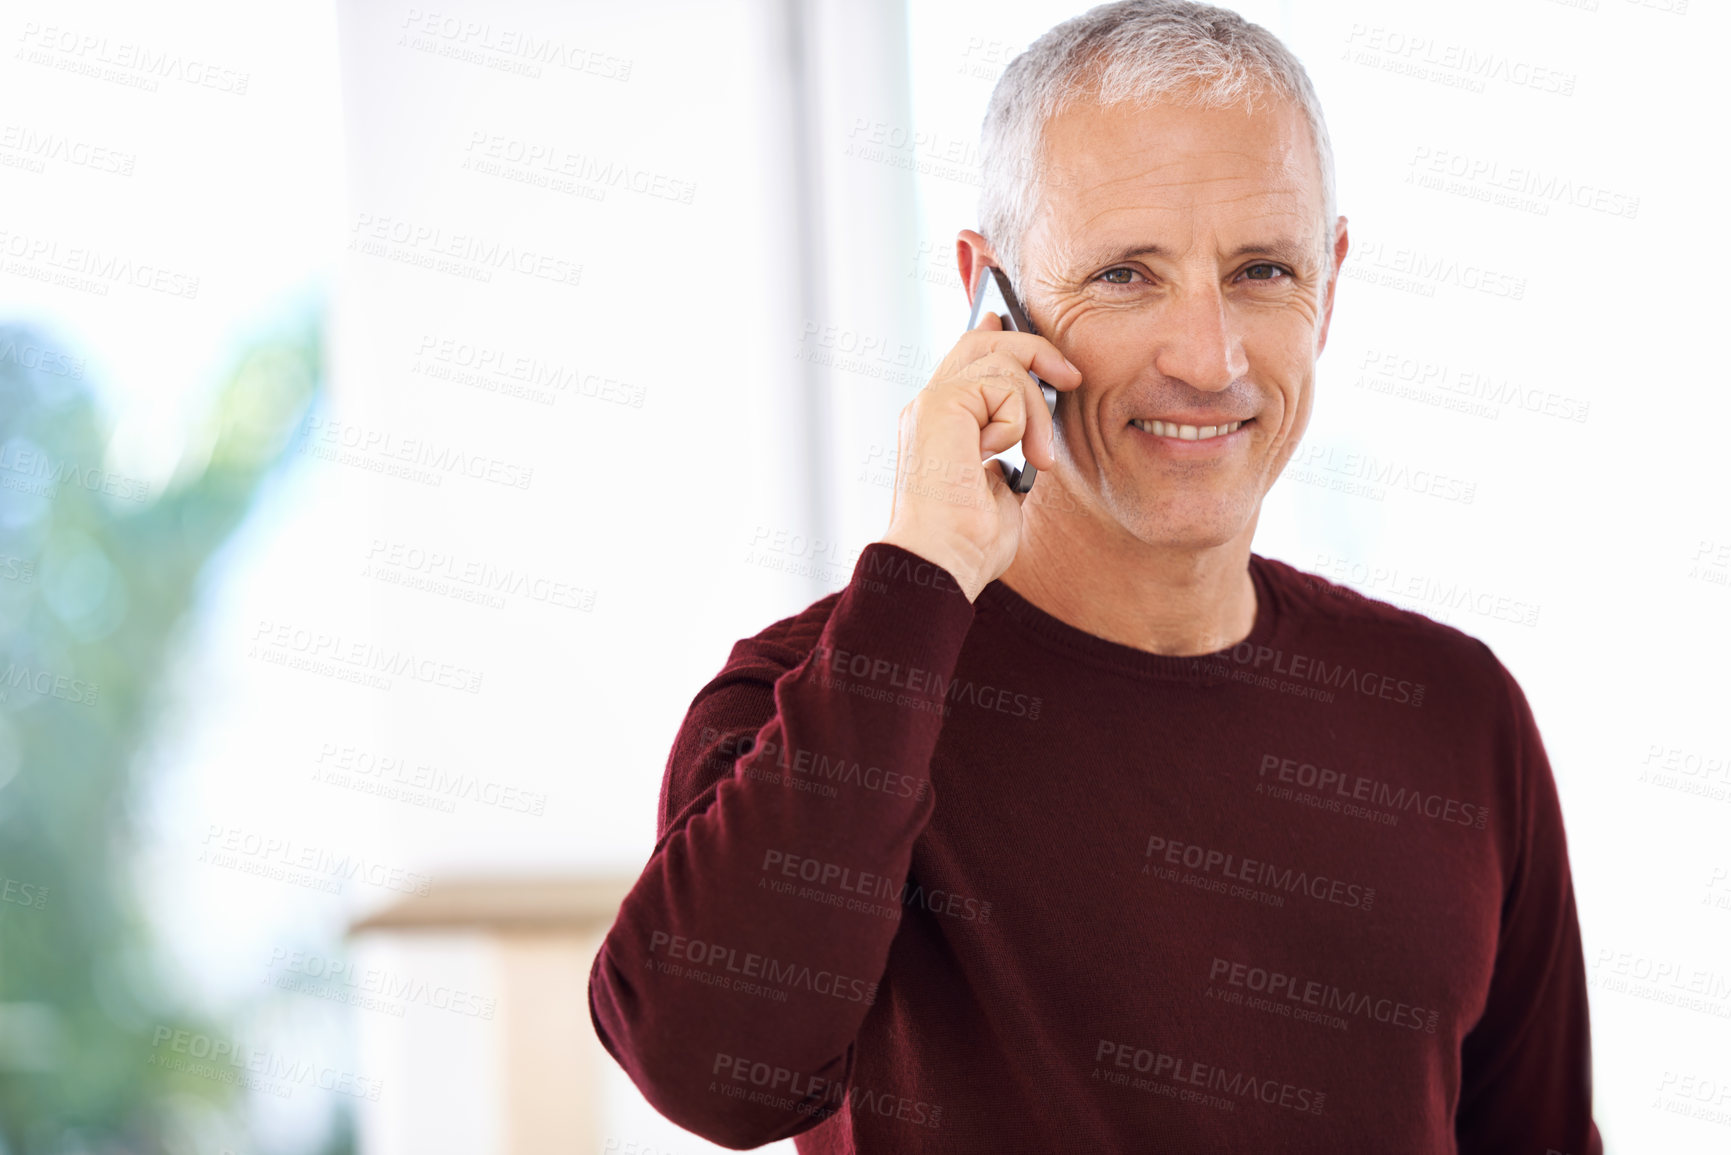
[587,543,975,1147]
[589,307,1080,1147]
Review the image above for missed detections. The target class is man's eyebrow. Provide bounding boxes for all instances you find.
[1226,238,1317,267]
[1072,243,1169,269]
[1073,238,1317,269]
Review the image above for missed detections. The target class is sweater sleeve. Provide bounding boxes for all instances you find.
[587,543,977,1149]
[1455,650,1603,1155]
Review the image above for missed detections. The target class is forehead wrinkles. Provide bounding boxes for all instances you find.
[1070,143,1306,206]
[1037,100,1316,216]
[1075,181,1303,229]
[1039,191,1307,273]
[1037,172,1315,273]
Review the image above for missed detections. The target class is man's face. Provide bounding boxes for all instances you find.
[1014,92,1346,550]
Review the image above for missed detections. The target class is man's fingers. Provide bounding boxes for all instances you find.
[1023,402,1054,471]
[959,352,1058,469]
[956,328,1081,391]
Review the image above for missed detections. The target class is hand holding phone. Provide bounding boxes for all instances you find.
[967,267,1060,493]
[879,264,1080,602]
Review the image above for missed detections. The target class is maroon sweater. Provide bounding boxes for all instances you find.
[588,543,1602,1153]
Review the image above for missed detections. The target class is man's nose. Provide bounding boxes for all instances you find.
[1151,285,1248,393]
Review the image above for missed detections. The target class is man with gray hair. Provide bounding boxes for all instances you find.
[590,2,1602,1151]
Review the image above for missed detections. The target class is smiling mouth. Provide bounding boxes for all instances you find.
[1129,417,1253,441]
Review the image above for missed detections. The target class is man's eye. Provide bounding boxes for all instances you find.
[1243,263,1291,282]
[1097,267,1138,285]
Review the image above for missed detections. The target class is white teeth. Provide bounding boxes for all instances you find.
[1132,418,1244,441]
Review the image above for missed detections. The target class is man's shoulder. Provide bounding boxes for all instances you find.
[1254,552,1503,675]
[743,589,847,660]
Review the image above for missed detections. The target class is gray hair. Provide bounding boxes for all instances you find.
[979,0,1336,292]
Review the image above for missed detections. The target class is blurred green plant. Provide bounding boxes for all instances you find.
[0,315,332,1154]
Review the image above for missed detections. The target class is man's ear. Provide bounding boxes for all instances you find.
[956,229,998,307]
[1315,216,1350,358]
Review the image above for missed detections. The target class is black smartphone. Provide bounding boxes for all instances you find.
[966,266,1060,493]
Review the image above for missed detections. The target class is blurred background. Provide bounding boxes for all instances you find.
[0,0,1725,1151]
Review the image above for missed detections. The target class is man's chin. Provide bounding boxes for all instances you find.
[1111,498,1254,553]
[1118,521,1248,554]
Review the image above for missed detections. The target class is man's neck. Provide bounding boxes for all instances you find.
[996,501,1261,658]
